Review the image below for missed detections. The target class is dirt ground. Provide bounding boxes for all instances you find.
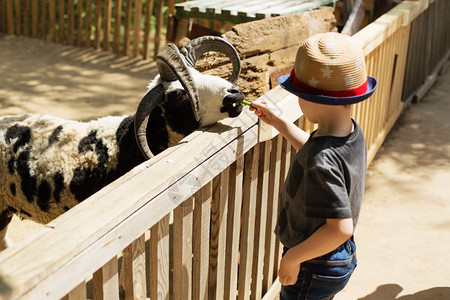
[1,34,449,299]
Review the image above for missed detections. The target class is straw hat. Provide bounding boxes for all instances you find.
[278,32,377,105]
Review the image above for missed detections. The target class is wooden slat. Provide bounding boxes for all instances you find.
[150,215,170,300]
[93,0,102,49]
[84,0,92,47]
[76,0,83,46]
[251,141,271,300]
[63,282,86,300]
[153,0,164,58]
[122,234,146,300]
[67,0,74,44]
[112,0,122,53]
[193,183,211,300]
[173,197,193,300]
[123,0,132,56]
[143,0,154,59]
[132,0,142,57]
[23,0,30,36]
[14,0,21,35]
[93,257,119,300]
[224,157,244,300]
[238,146,260,300]
[58,0,64,43]
[6,0,13,35]
[263,136,281,293]
[209,169,229,300]
[40,0,46,38]
[31,0,38,37]
[103,0,112,50]
[48,0,55,41]
[0,0,5,33]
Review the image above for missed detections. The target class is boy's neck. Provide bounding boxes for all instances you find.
[314,110,354,138]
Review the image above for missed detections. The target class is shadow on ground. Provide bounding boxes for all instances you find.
[359,284,450,300]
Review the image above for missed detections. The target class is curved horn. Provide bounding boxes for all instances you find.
[180,36,241,83]
[156,43,201,122]
[134,84,166,160]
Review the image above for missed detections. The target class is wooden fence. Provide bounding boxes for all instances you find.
[0,0,449,299]
[0,0,181,59]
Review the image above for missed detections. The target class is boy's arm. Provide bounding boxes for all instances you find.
[278,218,354,286]
[250,99,309,150]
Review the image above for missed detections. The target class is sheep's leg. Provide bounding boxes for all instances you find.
[0,211,13,251]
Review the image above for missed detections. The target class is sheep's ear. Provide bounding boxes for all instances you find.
[180,36,241,83]
[156,44,201,122]
[134,84,166,160]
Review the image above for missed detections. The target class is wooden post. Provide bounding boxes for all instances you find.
[84,0,92,47]
[103,0,112,50]
[123,0,132,56]
[149,215,170,300]
[193,183,212,300]
[113,0,123,53]
[93,0,102,49]
[132,0,142,57]
[67,0,74,44]
[93,257,119,300]
[143,0,154,59]
[224,157,244,300]
[173,197,193,300]
[58,0,65,43]
[123,234,147,300]
[153,0,164,58]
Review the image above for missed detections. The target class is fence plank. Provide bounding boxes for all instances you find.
[14,0,21,35]
[93,257,119,300]
[23,0,30,36]
[6,0,13,34]
[113,0,122,53]
[58,0,64,43]
[123,234,146,300]
[193,183,212,300]
[143,0,154,59]
[76,0,83,46]
[251,141,271,300]
[209,169,229,299]
[173,197,193,300]
[224,157,245,300]
[67,0,74,44]
[153,0,164,58]
[132,0,142,57]
[263,136,281,293]
[93,0,102,49]
[123,0,132,56]
[63,282,87,300]
[31,0,38,37]
[103,0,112,50]
[84,0,92,47]
[150,215,170,300]
[238,146,260,300]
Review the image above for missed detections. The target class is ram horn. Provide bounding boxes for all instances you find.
[156,43,201,122]
[180,36,241,83]
[134,84,166,160]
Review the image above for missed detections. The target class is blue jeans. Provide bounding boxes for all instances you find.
[280,236,357,300]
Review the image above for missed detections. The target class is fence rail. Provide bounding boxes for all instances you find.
[0,0,449,299]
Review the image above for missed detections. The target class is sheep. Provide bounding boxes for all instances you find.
[0,36,245,250]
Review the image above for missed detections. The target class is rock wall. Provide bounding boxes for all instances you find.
[195,7,337,101]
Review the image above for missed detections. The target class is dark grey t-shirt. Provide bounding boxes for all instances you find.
[275,119,367,248]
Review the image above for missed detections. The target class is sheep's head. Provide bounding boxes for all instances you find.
[135,36,245,160]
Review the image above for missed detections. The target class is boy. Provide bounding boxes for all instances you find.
[250,32,377,299]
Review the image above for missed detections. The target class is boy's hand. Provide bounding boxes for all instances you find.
[278,252,301,286]
[249,99,282,127]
